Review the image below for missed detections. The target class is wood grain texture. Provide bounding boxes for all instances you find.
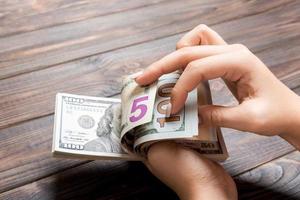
[0,0,299,199]
[0,0,168,37]
[0,160,179,200]
[236,151,300,200]
[0,12,299,129]
[0,144,297,200]
[0,94,120,193]
[0,0,294,79]
[0,82,297,194]
[0,115,89,193]
[0,0,299,191]
[0,86,295,193]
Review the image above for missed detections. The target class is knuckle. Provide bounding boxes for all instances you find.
[178,46,192,54]
[210,108,223,125]
[149,63,162,74]
[252,117,268,132]
[231,44,257,68]
[239,48,257,64]
[196,24,209,32]
[172,85,181,95]
[177,46,193,60]
[172,85,185,98]
[231,43,248,51]
[250,108,269,131]
[173,80,190,95]
[176,41,187,49]
[244,102,270,132]
[185,61,198,71]
[159,66,167,74]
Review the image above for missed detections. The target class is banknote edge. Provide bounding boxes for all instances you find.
[51,93,125,158]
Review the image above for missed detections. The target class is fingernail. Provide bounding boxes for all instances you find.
[130,71,144,80]
[165,102,172,118]
[133,71,144,84]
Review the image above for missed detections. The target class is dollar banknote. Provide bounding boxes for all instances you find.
[52,93,138,160]
[175,83,228,161]
[121,72,198,155]
[52,73,228,161]
[120,73,157,138]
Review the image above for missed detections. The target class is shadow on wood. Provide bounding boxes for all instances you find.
[236,180,298,200]
[50,160,300,200]
[51,161,178,200]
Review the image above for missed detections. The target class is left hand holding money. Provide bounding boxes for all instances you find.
[145,142,237,200]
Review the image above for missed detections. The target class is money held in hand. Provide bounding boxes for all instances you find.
[52,72,228,161]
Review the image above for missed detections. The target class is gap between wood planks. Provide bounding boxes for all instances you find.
[0,20,296,192]
[0,0,298,195]
[0,0,296,80]
[0,2,299,129]
[0,0,170,38]
[236,150,300,200]
[0,150,298,199]
[0,84,297,193]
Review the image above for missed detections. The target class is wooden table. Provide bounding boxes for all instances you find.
[0,0,299,199]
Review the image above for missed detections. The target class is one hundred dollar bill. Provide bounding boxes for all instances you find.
[52,73,228,161]
[52,93,138,160]
[121,72,198,155]
[175,83,228,161]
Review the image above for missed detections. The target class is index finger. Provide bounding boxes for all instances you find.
[176,24,227,48]
[135,45,234,85]
[177,24,238,98]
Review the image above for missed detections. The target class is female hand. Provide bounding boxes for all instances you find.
[136,24,300,149]
[145,142,237,200]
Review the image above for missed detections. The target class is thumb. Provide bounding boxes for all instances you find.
[199,105,245,129]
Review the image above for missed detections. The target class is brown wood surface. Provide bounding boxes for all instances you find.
[2,151,300,200]
[0,0,168,37]
[0,0,299,199]
[236,151,300,200]
[0,0,295,79]
[1,0,300,129]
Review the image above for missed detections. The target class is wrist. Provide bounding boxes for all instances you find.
[280,96,300,150]
[178,179,237,200]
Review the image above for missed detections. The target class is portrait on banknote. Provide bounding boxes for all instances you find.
[84,103,125,154]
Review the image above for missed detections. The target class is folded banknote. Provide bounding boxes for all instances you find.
[52,72,228,161]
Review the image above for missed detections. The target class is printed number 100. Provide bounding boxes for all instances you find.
[129,96,148,122]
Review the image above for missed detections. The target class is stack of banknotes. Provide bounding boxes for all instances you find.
[52,72,228,161]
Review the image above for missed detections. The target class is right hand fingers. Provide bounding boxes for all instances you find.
[198,104,251,131]
[176,24,239,98]
[176,24,227,48]
[170,47,254,113]
[135,44,243,86]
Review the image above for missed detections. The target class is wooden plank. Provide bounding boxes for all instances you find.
[0,160,179,200]
[0,84,297,194]
[0,95,122,193]
[0,0,294,79]
[0,84,297,193]
[0,8,299,192]
[221,129,294,176]
[0,1,299,197]
[0,12,300,129]
[0,87,296,194]
[0,128,295,199]
[236,151,300,200]
[0,115,89,193]
[0,0,168,37]
[2,152,300,200]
